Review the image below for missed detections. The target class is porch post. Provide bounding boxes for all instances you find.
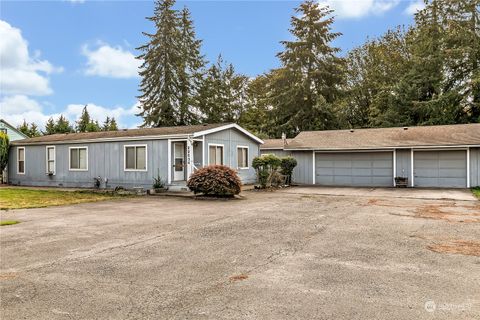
[186,137,193,179]
[167,139,172,185]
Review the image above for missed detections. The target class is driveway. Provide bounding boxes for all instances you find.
[1,187,479,319]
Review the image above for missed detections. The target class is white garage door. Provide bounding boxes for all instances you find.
[414,150,467,188]
[315,152,393,187]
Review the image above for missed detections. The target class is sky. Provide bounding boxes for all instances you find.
[0,0,425,130]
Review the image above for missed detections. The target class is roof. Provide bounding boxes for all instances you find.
[12,123,263,145]
[284,123,480,150]
[0,119,29,139]
[261,138,292,149]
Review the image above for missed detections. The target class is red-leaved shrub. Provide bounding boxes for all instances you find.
[187,165,241,197]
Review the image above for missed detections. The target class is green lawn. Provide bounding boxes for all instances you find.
[0,188,130,210]
[472,187,480,199]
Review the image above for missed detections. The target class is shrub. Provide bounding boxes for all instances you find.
[252,154,282,188]
[0,132,9,183]
[153,169,166,189]
[280,156,297,185]
[187,165,241,197]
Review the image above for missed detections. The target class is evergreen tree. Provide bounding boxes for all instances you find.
[54,115,74,134]
[137,0,181,127]
[18,120,30,136]
[44,117,56,135]
[269,0,345,137]
[177,6,205,125]
[108,117,119,131]
[76,106,91,132]
[29,123,41,137]
[85,120,101,132]
[196,55,248,123]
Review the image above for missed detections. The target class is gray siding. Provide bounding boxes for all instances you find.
[9,140,168,189]
[204,128,260,184]
[471,147,480,187]
[260,149,291,157]
[291,151,314,184]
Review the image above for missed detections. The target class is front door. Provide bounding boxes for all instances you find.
[173,142,185,181]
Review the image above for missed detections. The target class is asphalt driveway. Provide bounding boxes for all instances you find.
[1,187,479,319]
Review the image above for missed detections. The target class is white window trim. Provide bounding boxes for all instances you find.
[237,145,249,169]
[17,147,25,175]
[123,144,148,172]
[45,145,56,175]
[207,143,225,166]
[69,146,89,171]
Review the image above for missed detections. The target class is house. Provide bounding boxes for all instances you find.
[0,119,28,141]
[8,123,263,189]
[261,123,480,188]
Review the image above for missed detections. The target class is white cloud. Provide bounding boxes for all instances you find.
[82,43,141,79]
[318,0,400,18]
[68,0,86,3]
[63,102,139,128]
[404,0,426,15]
[0,20,62,96]
[0,95,140,130]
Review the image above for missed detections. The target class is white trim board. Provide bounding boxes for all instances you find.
[207,143,225,165]
[45,145,56,175]
[68,146,89,171]
[193,123,264,144]
[17,146,25,175]
[236,145,249,169]
[123,144,148,172]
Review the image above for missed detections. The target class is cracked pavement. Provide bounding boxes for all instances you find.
[1,187,479,319]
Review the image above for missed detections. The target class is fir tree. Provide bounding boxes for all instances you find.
[137,0,181,127]
[108,117,118,131]
[54,115,74,134]
[76,106,91,132]
[269,0,345,136]
[177,6,205,125]
[18,120,30,136]
[44,117,56,135]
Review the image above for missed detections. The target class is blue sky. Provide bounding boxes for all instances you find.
[0,0,424,129]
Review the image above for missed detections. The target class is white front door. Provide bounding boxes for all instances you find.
[173,142,185,181]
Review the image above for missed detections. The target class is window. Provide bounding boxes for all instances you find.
[0,128,6,134]
[208,145,223,165]
[17,147,25,174]
[69,147,88,171]
[237,146,249,169]
[124,145,147,171]
[46,146,55,174]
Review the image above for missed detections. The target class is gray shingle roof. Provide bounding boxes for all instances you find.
[261,139,292,149]
[284,123,480,150]
[12,123,229,145]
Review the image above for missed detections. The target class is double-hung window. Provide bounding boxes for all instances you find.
[17,147,25,174]
[46,146,55,174]
[124,145,147,171]
[69,147,88,171]
[208,145,224,165]
[237,146,249,169]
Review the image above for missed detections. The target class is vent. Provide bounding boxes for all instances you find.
[403,127,408,130]
[349,129,354,133]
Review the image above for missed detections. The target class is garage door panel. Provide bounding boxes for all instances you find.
[414,150,466,188]
[315,152,393,187]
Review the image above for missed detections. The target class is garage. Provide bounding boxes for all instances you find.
[414,150,467,188]
[315,152,393,187]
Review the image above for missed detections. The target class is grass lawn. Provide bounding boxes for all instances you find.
[1,220,20,226]
[473,187,480,199]
[0,188,130,210]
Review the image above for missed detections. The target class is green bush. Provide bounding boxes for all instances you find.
[0,132,9,183]
[187,165,241,197]
[252,154,282,188]
[280,157,297,185]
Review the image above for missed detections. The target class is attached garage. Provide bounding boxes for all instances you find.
[315,152,393,187]
[414,150,467,188]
